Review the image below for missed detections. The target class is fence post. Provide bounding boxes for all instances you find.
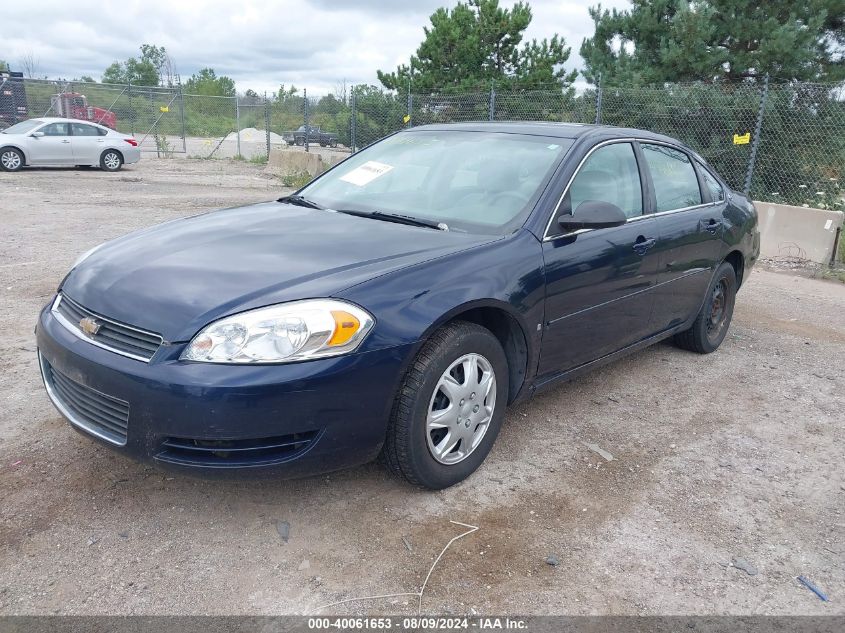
[489,83,496,121]
[128,80,135,136]
[178,82,186,153]
[350,87,356,153]
[150,87,159,158]
[744,73,769,196]
[264,92,271,159]
[235,95,241,158]
[595,73,603,125]
[304,88,309,153]
[407,91,413,127]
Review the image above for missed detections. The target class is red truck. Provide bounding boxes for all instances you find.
[50,92,117,129]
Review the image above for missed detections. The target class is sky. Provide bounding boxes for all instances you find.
[1,0,630,95]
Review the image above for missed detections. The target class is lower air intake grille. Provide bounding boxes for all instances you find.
[155,432,318,468]
[41,357,129,445]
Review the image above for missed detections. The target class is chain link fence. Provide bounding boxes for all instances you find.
[3,76,842,209]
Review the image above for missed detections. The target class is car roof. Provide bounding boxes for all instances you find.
[410,120,691,147]
[26,117,109,127]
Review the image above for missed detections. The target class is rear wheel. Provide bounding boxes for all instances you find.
[0,147,24,172]
[674,261,737,353]
[382,321,508,489]
[100,150,123,172]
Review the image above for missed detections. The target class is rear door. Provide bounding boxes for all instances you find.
[538,141,661,376]
[638,143,725,333]
[70,122,105,164]
[30,122,74,165]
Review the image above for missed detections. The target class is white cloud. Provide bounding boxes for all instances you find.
[1,0,630,94]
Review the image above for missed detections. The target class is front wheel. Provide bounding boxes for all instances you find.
[674,261,737,353]
[382,321,508,489]
[100,150,123,172]
[0,147,24,172]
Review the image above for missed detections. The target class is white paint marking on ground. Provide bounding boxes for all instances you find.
[582,441,615,462]
[0,261,39,269]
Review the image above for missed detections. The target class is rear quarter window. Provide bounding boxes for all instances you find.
[699,165,725,202]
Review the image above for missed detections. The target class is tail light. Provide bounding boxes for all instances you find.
[124,138,138,147]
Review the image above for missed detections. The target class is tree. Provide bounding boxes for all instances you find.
[0,60,8,72]
[183,68,236,96]
[18,51,40,78]
[581,0,845,85]
[377,0,577,92]
[101,44,175,86]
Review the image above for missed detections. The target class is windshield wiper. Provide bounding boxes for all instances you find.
[277,194,324,209]
[333,209,447,231]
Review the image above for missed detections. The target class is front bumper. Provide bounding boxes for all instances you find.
[36,302,413,478]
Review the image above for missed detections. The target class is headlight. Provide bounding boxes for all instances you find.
[181,299,374,364]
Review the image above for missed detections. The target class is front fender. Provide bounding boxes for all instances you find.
[338,228,547,384]
[0,143,29,164]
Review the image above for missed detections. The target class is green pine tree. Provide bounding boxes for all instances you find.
[581,0,845,84]
[377,0,577,93]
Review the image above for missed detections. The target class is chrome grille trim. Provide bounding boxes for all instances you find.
[52,294,162,362]
[38,352,129,446]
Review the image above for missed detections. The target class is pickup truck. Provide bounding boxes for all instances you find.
[284,125,338,147]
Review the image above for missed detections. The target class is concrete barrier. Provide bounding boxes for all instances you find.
[755,201,843,264]
[265,147,346,179]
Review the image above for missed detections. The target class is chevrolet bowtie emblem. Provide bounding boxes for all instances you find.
[79,317,101,337]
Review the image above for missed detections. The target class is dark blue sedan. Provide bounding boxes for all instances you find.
[36,122,760,489]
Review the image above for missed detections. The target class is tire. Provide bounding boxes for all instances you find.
[0,147,24,172]
[100,150,123,172]
[382,321,509,489]
[674,261,737,353]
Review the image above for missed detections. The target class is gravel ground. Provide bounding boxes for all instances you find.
[0,159,843,615]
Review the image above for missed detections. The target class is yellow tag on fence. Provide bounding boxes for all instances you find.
[159,106,169,113]
[403,114,411,124]
[733,132,750,145]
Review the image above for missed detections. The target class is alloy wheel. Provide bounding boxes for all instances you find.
[1,150,22,170]
[103,152,121,171]
[426,353,497,465]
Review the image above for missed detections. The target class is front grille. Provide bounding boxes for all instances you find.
[155,432,318,468]
[41,356,130,446]
[53,294,162,361]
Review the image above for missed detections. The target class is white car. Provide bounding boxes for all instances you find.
[0,117,141,172]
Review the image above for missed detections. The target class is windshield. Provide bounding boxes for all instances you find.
[300,130,574,233]
[2,119,43,135]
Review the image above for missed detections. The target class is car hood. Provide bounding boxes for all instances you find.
[61,201,496,341]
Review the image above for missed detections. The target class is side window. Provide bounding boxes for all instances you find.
[566,142,643,220]
[699,165,725,202]
[71,123,100,136]
[641,144,702,211]
[97,127,108,136]
[41,122,69,136]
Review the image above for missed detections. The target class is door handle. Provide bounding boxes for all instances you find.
[61,140,70,144]
[703,218,722,234]
[632,236,656,255]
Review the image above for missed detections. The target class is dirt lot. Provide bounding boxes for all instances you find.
[0,159,842,616]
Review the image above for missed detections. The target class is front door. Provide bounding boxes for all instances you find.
[30,122,74,165]
[539,141,661,377]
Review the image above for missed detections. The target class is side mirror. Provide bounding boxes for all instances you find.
[30,131,44,138]
[558,200,628,231]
